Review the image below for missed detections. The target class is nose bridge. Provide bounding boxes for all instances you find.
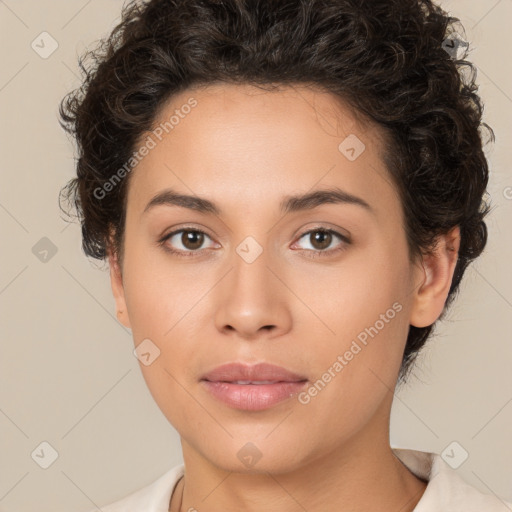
[213,236,292,337]
[232,238,271,296]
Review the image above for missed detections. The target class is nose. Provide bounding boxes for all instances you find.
[213,246,292,340]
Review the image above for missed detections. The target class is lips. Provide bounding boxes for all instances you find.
[200,362,308,411]
[200,362,308,383]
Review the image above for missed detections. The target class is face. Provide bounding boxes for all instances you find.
[109,83,452,473]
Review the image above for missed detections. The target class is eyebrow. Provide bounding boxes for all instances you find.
[281,187,373,215]
[143,186,373,216]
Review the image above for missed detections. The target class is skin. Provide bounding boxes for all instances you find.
[108,83,460,512]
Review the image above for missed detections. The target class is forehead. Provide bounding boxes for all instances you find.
[153,82,374,150]
[126,82,398,221]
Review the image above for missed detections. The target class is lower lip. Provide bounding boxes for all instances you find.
[201,380,308,411]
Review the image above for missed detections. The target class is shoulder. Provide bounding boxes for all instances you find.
[392,447,512,512]
[86,463,185,512]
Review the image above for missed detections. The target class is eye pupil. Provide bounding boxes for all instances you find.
[182,231,204,250]
[311,230,331,250]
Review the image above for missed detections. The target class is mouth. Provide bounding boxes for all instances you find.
[200,362,308,410]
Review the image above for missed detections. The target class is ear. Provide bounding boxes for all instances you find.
[409,226,461,328]
[107,244,131,329]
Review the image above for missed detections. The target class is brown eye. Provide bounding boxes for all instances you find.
[293,228,349,256]
[181,230,204,250]
[162,228,216,255]
[309,230,332,250]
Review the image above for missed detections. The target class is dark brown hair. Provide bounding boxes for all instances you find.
[59,0,493,384]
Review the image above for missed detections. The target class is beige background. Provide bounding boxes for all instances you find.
[0,0,511,510]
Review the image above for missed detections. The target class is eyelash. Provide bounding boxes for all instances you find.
[158,226,350,259]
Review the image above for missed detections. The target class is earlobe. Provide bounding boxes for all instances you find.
[409,226,460,328]
[108,247,131,329]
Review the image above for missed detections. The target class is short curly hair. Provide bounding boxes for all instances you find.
[59,0,493,385]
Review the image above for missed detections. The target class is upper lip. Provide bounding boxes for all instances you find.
[201,362,308,383]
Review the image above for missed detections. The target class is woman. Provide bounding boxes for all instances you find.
[59,0,511,510]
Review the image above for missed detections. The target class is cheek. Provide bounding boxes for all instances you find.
[293,237,413,402]
[290,236,411,343]
[290,286,410,449]
[121,258,206,430]
[119,241,204,409]
[121,237,210,341]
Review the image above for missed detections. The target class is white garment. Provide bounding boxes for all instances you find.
[92,448,512,511]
